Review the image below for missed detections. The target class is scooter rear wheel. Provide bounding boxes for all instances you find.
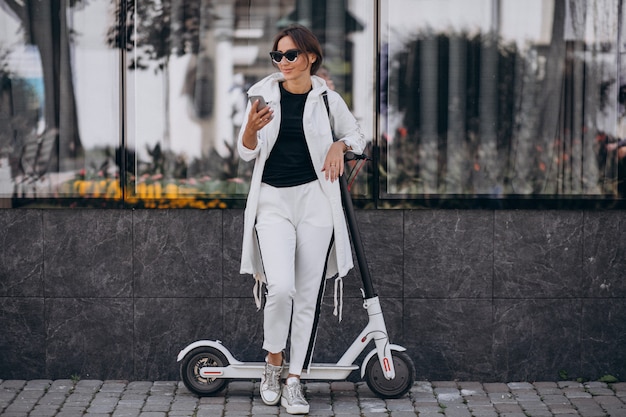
[364,350,415,399]
[180,346,230,396]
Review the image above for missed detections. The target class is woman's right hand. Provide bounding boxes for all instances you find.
[242,99,273,149]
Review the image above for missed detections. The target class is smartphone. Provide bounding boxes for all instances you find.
[249,95,267,111]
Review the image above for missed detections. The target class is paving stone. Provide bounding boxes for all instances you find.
[522,410,553,417]
[112,411,141,417]
[493,402,525,413]
[515,392,543,402]
[4,378,626,416]
[435,387,462,397]
[611,382,626,394]
[1,381,27,390]
[306,410,334,417]
[467,400,495,411]
[388,412,418,417]
[74,380,104,393]
[442,403,472,417]
[117,399,146,408]
[483,383,511,393]
[85,405,117,414]
[468,404,498,414]
[470,412,499,417]
[385,397,413,411]
[330,381,357,395]
[414,404,443,414]
[136,412,167,417]
[540,394,571,405]
[412,397,439,409]
[557,381,583,389]
[27,405,62,416]
[488,392,517,404]
[533,382,559,392]
[411,381,434,393]
[587,387,615,396]
[545,404,578,414]
[359,398,387,412]
[306,382,331,394]
[432,381,458,389]
[460,385,487,396]
[563,388,592,399]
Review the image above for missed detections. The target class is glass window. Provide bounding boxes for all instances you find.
[0,0,374,208]
[380,0,623,201]
[0,0,121,203]
[123,0,376,208]
[3,0,624,208]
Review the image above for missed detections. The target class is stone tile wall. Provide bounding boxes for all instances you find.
[1,209,624,382]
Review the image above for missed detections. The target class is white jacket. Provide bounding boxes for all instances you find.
[237,73,366,309]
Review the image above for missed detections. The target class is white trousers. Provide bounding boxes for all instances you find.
[255,180,334,376]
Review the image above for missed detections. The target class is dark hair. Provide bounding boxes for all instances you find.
[272,24,323,75]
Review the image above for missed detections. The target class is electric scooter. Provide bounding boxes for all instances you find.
[177,154,416,399]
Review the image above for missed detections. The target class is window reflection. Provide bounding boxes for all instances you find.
[0,0,120,201]
[119,0,373,207]
[381,0,621,198]
[2,0,623,207]
[0,0,373,207]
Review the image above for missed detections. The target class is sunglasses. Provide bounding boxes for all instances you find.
[269,49,301,64]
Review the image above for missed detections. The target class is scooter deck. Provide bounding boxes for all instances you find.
[200,362,359,380]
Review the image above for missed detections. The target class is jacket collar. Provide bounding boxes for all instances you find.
[247,72,330,100]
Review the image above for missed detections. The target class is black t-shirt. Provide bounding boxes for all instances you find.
[262,83,318,187]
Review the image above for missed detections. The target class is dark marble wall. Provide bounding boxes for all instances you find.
[1,209,624,382]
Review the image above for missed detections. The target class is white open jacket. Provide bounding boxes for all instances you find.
[237,73,366,313]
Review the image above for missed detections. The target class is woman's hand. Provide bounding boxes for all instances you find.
[242,99,274,150]
[322,141,347,183]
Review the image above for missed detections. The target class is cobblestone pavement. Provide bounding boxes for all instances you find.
[1,379,625,417]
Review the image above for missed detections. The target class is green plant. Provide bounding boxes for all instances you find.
[599,374,618,383]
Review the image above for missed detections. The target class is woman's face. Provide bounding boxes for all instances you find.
[275,35,315,85]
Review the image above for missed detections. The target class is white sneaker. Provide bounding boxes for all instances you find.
[281,377,309,414]
[260,358,283,406]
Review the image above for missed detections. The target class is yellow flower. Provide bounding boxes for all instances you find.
[154,183,163,199]
[165,183,178,199]
[107,181,122,199]
[137,182,147,198]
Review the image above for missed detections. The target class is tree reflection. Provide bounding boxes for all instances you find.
[384,0,618,198]
[107,0,221,179]
[1,0,84,171]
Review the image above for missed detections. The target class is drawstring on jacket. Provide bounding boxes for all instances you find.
[253,274,344,323]
[333,276,344,322]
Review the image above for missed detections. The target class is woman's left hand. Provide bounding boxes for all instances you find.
[322,142,346,183]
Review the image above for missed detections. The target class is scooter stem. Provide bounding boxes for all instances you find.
[338,157,395,379]
[339,175,376,299]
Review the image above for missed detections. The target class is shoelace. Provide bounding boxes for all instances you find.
[286,382,306,404]
[263,365,281,391]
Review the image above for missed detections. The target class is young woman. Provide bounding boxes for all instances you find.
[237,24,365,414]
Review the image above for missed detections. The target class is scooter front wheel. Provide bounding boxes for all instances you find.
[364,350,415,399]
[180,346,230,396]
